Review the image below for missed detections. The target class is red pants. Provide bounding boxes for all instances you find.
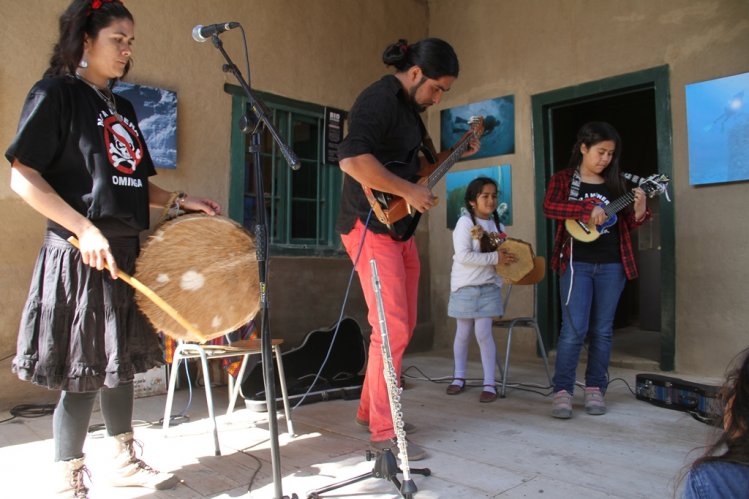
[341,219,420,441]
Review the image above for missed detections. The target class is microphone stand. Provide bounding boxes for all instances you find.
[208,32,299,499]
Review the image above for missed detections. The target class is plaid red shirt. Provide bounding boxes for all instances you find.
[543,168,651,280]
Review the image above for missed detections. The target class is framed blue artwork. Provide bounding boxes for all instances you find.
[445,164,512,229]
[685,71,749,185]
[440,95,515,160]
[113,81,178,169]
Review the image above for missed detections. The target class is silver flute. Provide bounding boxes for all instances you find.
[369,259,412,479]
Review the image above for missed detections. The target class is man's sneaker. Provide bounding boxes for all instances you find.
[584,387,607,415]
[369,437,427,461]
[551,390,573,419]
[355,417,416,434]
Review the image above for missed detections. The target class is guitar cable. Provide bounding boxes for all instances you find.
[289,208,374,410]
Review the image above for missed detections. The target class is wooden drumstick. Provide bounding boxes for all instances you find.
[67,236,208,342]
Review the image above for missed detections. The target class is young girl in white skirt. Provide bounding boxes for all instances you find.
[446,177,515,403]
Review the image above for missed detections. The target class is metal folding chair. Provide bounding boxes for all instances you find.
[493,256,553,398]
[162,337,294,455]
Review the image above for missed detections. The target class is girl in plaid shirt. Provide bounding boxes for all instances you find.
[543,122,650,419]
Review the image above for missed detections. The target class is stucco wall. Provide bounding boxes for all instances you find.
[425,0,749,376]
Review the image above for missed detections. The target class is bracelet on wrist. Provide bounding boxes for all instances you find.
[158,191,187,224]
[175,191,187,211]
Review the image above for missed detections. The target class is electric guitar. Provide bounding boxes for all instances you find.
[565,173,670,242]
[363,116,484,241]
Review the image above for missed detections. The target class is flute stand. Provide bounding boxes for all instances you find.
[307,259,430,498]
[306,449,430,499]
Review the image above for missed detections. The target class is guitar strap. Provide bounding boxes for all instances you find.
[416,114,438,164]
[571,170,643,200]
[569,168,583,201]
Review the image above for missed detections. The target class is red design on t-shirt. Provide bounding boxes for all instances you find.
[102,115,144,175]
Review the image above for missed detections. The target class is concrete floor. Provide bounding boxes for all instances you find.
[0,350,718,498]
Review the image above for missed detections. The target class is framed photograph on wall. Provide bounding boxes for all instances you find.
[440,95,515,160]
[685,71,749,185]
[113,81,178,169]
[445,164,512,230]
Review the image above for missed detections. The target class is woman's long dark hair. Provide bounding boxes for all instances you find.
[676,348,749,495]
[568,121,626,199]
[692,348,749,468]
[464,176,501,253]
[382,38,459,79]
[45,0,133,80]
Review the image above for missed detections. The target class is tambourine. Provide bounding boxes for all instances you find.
[134,214,260,342]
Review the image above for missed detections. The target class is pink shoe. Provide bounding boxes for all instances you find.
[551,390,572,419]
[584,387,607,415]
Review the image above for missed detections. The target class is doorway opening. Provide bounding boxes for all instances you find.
[531,66,675,371]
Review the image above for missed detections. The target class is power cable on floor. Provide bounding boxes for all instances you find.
[0,403,57,424]
[402,364,553,397]
[237,447,263,494]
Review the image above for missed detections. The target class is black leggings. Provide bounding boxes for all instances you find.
[53,382,134,461]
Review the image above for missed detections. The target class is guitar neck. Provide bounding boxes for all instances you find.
[426,136,472,189]
[603,191,636,217]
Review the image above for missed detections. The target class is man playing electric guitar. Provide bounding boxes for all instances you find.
[335,38,479,461]
[365,115,484,241]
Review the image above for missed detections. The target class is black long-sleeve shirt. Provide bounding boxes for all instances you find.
[335,75,423,235]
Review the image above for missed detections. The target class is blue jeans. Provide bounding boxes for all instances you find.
[553,262,626,394]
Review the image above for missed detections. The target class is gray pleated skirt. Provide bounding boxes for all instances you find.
[12,230,164,392]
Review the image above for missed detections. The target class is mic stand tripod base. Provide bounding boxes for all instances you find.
[306,449,431,499]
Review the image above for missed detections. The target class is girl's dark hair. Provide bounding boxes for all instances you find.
[382,38,459,79]
[568,121,626,199]
[464,177,501,252]
[45,0,133,79]
[691,348,749,469]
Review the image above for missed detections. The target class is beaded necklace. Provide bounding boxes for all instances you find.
[75,73,122,121]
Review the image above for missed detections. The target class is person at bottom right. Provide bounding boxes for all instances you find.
[542,121,651,419]
[681,347,749,498]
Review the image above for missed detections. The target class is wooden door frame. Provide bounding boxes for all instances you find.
[531,65,675,371]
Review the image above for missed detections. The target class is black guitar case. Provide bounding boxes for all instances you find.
[240,317,367,412]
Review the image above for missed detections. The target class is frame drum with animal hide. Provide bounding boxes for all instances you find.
[495,238,535,282]
[134,214,259,342]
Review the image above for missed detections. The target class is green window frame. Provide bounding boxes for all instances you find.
[225,84,343,256]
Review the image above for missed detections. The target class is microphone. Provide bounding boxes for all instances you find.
[192,22,240,43]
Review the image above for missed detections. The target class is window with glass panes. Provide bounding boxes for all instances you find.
[227,86,343,255]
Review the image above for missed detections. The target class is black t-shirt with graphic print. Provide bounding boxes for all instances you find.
[5,75,156,237]
[572,182,621,264]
